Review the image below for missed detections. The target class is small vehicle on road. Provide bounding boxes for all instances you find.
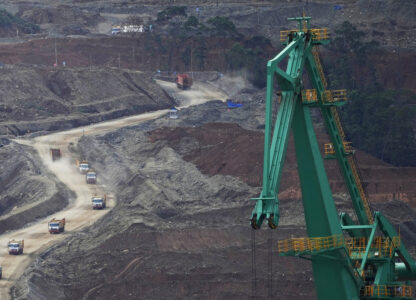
[176,73,193,89]
[8,240,24,255]
[50,148,61,161]
[76,160,90,174]
[92,195,106,209]
[48,218,65,234]
[86,171,97,184]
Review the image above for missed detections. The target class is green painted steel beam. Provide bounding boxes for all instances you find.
[292,99,361,300]
[375,212,416,277]
[304,51,372,230]
[267,37,303,67]
[342,225,375,230]
[359,219,378,273]
[251,31,307,229]
[340,212,365,237]
[288,16,311,31]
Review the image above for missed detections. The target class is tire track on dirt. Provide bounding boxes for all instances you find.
[0,81,227,300]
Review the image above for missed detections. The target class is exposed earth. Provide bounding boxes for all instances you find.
[0,0,414,299]
[1,81,414,300]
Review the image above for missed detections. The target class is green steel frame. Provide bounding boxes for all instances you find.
[250,16,416,300]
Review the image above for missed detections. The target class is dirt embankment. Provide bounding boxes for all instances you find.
[0,141,74,234]
[148,121,416,206]
[0,66,174,136]
[11,125,269,299]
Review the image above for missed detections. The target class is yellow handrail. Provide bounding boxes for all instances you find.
[278,235,400,257]
[312,46,327,88]
[348,155,373,224]
[323,90,347,103]
[330,107,346,140]
[280,28,330,42]
[310,28,329,41]
[301,89,318,103]
[278,235,344,253]
[324,141,353,156]
[362,285,412,297]
[346,236,400,257]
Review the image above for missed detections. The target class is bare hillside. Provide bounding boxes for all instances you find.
[0,66,174,135]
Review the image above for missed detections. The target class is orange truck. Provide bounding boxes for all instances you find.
[176,73,193,89]
[48,218,65,234]
[92,194,106,209]
[76,160,90,174]
[50,148,61,161]
[8,240,24,255]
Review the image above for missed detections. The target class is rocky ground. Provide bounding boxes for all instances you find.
[10,93,416,299]
[0,66,174,136]
[11,102,314,300]
[0,139,74,235]
[0,0,412,298]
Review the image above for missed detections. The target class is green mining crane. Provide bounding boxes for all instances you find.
[250,16,416,300]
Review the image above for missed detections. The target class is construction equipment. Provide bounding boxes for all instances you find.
[176,73,193,89]
[250,16,416,300]
[50,148,61,161]
[92,194,106,209]
[86,170,97,184]
[8,240,24,255]
[76,160,90,174]
[48,218,65,234]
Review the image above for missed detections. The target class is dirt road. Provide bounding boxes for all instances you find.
[0,81,227,299]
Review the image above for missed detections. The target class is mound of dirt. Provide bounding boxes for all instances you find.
[148,120,416,206]
[18,5,103,27]
[0,66,174,136]
[0,141,74,234]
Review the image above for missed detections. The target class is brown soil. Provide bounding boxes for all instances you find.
[148,122,416,206]
[0,36,414,92]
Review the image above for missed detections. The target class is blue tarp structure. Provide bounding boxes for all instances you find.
[334,5,343,11]
[226,99,243,108]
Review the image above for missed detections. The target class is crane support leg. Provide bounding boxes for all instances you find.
[251,32,306,229]
[292,97,361,300]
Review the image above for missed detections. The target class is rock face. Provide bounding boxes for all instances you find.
[0,66,174,136]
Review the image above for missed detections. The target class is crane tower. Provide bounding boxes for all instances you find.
[250,16,416,300]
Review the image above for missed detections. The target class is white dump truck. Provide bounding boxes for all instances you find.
[48,218,65,234]
[92,194,106,209]
[76,160,90,174]
[8,240,24,255]
[86,171,97,184]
